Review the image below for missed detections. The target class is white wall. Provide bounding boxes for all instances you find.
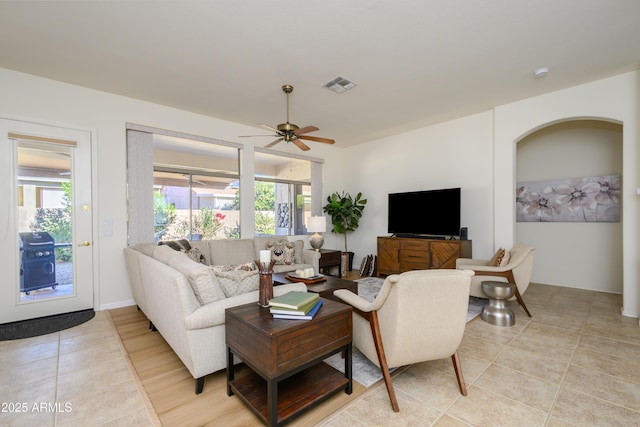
[341,111,496,267]
[495,71,639,316]
[516,121,623,293]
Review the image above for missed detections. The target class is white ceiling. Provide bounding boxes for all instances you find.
[1,1,639,148]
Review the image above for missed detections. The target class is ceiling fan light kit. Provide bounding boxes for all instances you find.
[240,84,336,151]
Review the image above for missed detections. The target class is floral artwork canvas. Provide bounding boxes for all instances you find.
[516,175,620,222]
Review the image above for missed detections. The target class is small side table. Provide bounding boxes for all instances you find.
[481,281,516,326]
[318,249,342,277]
[226,299,352,426]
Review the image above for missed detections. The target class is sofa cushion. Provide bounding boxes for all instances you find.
[209,239,257,266]
[214,270,260,297]
[167,252,226,305]
[266,239,296,265]
[152,244,178,264]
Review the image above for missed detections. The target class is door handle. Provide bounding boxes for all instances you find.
[77,241,91,247]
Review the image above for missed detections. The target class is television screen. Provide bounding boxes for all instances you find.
[387,188,461,237]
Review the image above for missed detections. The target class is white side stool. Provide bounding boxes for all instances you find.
[481,281,516,326]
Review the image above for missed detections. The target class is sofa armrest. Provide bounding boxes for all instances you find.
[184,282,307,330]
[302,249,320,273]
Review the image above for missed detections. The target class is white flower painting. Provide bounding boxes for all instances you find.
[516,175,620,222]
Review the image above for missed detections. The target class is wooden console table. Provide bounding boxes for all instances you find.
[377,236,472,276]
[226,299,352,426]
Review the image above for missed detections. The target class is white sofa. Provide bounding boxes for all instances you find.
[123,236,317,394]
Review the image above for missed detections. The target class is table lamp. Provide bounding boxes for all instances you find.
[307,216,326,251]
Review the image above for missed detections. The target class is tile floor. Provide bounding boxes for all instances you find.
[321,283,640,426]
[0,311,156,426]
[1,282,639,426]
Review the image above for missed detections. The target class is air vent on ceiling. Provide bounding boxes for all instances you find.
[323,76,357,93]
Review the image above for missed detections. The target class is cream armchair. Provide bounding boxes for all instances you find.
[456,243,535,317]
[334,269,474,412]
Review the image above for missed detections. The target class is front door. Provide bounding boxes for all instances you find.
[0,118,94,324]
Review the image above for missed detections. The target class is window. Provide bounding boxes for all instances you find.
[153,135,240,241]
[254,150,317,236]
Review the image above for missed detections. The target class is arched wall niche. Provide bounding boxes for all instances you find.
[514,118,623,294]
[493,71,638,317]
[514,116,623,142]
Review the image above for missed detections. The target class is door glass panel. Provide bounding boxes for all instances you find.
[17,141,73,302]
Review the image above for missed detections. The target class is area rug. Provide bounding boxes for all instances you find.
[0,309,95,341]
[324,277,484,386]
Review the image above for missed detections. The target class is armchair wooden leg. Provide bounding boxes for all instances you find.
[368,311,400,412]
[451,351,467,396]
[514,287,532,317]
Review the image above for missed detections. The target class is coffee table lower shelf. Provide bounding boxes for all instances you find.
[229,362,348,426]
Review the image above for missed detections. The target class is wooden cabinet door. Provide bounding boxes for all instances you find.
[399,239,430,271]
[377,237,400,276]
[430,241,462,269]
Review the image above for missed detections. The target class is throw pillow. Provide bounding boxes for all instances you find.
[210,262,257,274]
[158,239,192,251]
[214,270,260,297]
[158,239,206,264]
[489,248,506,267]
[185,247,207,264]
[267,239,296,265]
[500,249,511,267]
[167,252,226,305]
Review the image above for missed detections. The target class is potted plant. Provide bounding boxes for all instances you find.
[323,191,367,273]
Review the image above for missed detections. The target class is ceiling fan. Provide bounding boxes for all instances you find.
[240,84,335,151]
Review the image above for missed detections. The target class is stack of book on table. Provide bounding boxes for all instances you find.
[269,291,323,320]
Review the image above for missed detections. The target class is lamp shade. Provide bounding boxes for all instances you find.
[307,216,326,233]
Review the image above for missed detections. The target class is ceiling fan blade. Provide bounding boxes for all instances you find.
[292,139,311,151]
[298,135,335,145]
[239,134,278,137]
[258,123,280,133]
[264,138,284,148]
[294,126,319,136]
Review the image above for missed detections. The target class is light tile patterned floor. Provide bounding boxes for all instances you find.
[1,283,639,426]
[320,283,640,426]
[0,311,155,426]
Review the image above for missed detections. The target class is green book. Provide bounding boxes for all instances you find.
[269,291,319,310]
[270,297,320,315]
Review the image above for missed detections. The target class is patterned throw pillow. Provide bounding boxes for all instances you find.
[267,239,296,265]
[214,270,260,297]
[185,247,206,264]
[210,262,257,274]
[158,239,206,264]
[499,250,511,267]
[489,248,506,266]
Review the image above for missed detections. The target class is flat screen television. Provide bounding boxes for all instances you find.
[387,187,461,238]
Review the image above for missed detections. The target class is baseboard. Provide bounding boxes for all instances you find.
[100,299,136,311]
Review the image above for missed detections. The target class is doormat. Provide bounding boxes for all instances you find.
[0,309,95,341]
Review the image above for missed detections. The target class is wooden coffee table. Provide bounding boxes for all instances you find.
[273,273,358,303]
[226,299,352,426]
